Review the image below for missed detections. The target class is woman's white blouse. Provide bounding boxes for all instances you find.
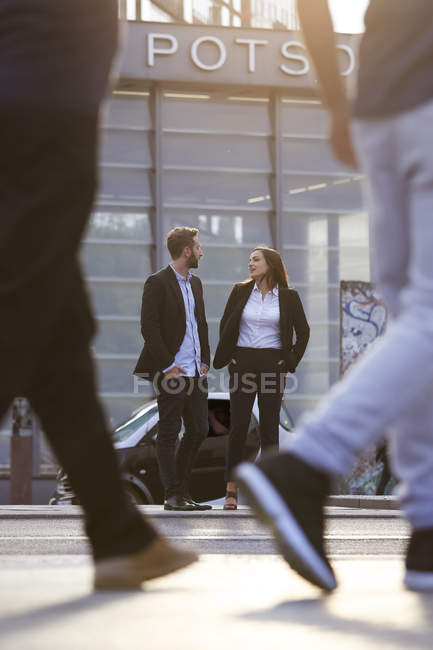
[237,284,282,349]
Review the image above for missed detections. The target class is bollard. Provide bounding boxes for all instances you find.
[10,398,33,504]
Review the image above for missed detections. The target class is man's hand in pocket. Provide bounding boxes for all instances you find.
[164,365,186,379]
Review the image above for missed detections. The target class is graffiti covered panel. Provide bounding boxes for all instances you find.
[339,281,393,494]
[340,280,387,377]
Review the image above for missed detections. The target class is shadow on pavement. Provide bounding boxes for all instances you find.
[239,594,433,649]
[0,591,141,640]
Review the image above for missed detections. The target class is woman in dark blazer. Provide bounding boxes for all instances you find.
[213,246,310,509]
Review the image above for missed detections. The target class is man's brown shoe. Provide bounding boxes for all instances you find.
[94,536,198,590]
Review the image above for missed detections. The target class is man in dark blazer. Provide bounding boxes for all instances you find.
[135,227,211,511]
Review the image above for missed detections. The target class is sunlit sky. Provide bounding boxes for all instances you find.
[330,0,370,33]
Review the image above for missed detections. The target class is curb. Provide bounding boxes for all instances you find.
[0,495,399,518]
[326,495,399,510]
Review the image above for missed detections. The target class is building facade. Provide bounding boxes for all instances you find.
[0,4,369,475]
[89,17,369,429]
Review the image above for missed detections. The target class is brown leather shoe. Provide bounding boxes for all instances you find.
[94,536,198,590]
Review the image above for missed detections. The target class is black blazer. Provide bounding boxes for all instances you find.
[134,266,210,380]
[213,280,310,372]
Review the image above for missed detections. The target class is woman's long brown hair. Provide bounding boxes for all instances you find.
[246,246,290,289]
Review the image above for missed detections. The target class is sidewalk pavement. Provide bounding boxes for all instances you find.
[1,554,431,650]
[2,497,428,649]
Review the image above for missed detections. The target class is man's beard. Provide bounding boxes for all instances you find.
[187,255,199,269]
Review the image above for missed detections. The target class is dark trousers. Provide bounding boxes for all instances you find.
[0,109,154,560]
[226,347,286,480]
[154,374,208,498]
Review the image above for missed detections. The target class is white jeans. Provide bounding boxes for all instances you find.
[291,98,433,528]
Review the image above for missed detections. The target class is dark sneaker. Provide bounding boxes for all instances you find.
[404,527,433,591]
[235,452,337,592]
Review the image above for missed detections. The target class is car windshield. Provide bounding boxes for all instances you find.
[279,400,294,431]
[112,404,159,443]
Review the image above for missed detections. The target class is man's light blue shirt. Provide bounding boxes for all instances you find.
[163,265,205,377]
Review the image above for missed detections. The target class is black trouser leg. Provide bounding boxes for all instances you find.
[0,112,100,360]
[27,337,156,561]
[0,109,156,561]
[257,363,285,453]
[226,348,285,480]
[155,376,188,497]
[176,377,209,496]
[226,359,257,481]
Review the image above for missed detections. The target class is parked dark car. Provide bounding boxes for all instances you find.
[49,392,295,505]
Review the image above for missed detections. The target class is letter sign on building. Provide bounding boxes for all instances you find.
[280,41,310,76]
[235,38,269,73]
[147,33,178,66]
[125,23,359,90]
[191,36,227,71]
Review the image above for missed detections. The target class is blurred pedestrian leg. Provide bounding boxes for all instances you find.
[0,0,196,586]
[235,0,433,594]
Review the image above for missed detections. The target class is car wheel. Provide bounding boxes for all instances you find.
[123,483,146,505]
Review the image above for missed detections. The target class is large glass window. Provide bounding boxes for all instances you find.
[89,92,155,425]
[88,89,369,427]
[280,98,369,421]
[164,210,273,246]
[160,90,275,395]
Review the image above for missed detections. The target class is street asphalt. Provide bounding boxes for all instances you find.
[1,505,432,649]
